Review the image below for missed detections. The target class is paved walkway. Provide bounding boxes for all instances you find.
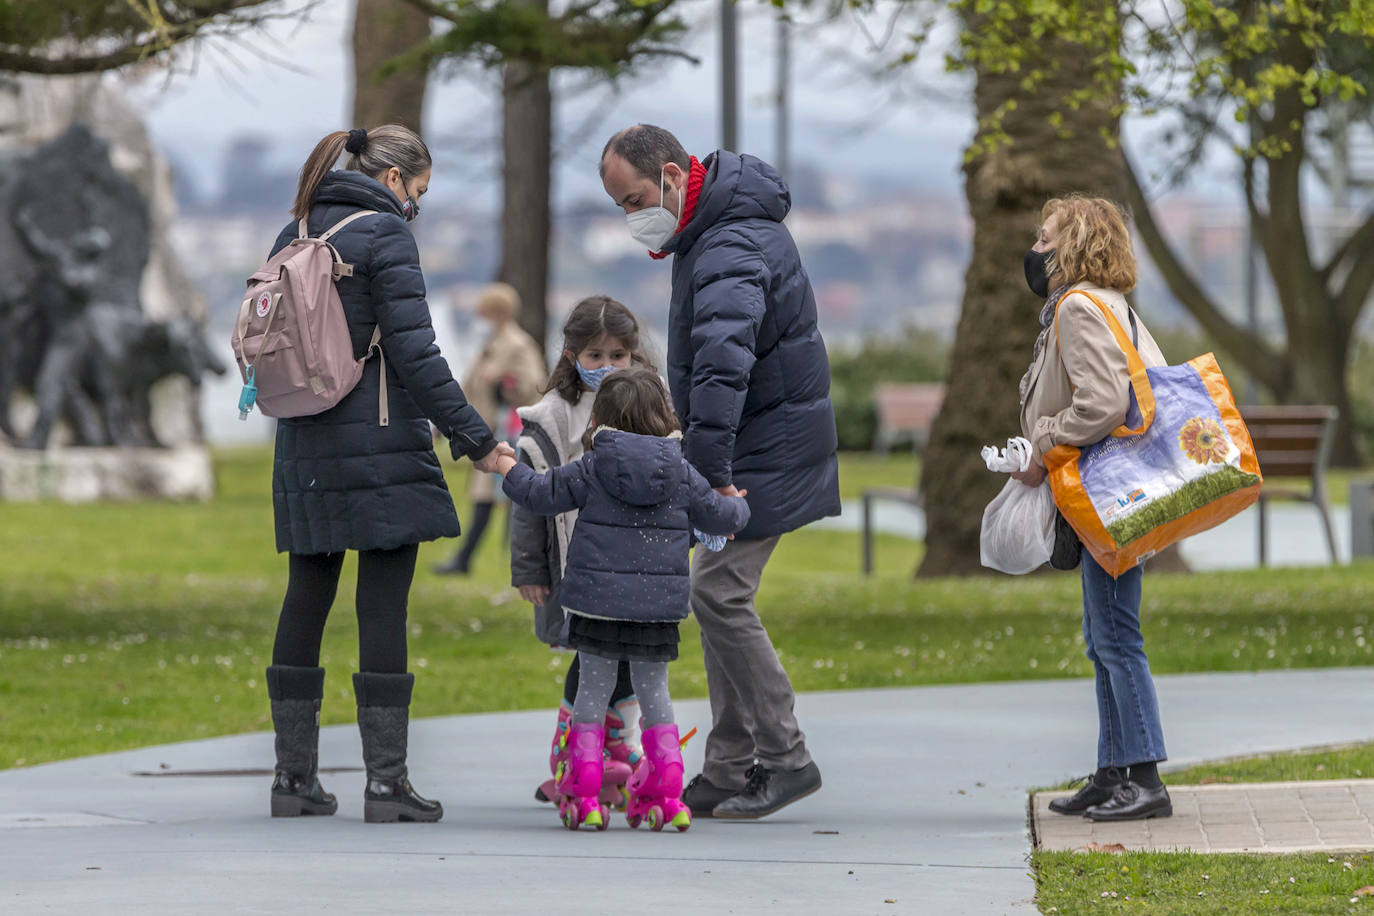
[2,668,1372,915]
[1034,779,1374,854]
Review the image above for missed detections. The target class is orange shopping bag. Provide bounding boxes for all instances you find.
[1044,293,1263,577]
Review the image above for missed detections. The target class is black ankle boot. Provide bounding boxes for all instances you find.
[1048,767,1124,815]
[266,665,337,817]
[354,672,443,823]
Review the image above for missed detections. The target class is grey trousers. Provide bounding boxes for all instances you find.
[692,535,812,790]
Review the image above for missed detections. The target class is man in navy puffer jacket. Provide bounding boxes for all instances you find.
[600,124,839,819]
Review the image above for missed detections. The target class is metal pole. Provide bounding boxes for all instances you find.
[775,12,790,179]
[721,0,738,152]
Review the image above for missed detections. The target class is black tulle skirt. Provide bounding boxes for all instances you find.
[567,613,680,663]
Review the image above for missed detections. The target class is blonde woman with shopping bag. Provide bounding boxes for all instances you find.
[1014,195,1173,822]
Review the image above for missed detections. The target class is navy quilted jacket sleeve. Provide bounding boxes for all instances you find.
[686,229,767,487]
[508,450,552,588]
[684,462,751,535]
[367,215,496,461]
[503,458,591,517]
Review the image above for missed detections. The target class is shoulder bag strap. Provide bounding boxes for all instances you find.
[1054,290,1154,437]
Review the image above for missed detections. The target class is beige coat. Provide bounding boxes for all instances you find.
[464,321,547,500]
[1020,284,1168,466]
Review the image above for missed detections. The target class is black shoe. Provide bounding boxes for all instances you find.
[271,771,338,817]
[712,761,822,820]
[681,773,736,818]
[1085,781,1172,821]
[364,776,444,823]
[1048,769,1123,815]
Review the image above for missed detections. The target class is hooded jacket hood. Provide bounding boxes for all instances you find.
[590,429,684,507]
[313,170,406,220]
[664,150,791,256]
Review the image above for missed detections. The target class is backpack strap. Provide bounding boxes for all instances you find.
[319,210,378,241]
[298,210,380,279]
[367,326,389,427]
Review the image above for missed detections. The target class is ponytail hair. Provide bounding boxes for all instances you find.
[291,124,433,220]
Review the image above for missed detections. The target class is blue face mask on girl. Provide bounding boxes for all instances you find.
[576,363,617,391]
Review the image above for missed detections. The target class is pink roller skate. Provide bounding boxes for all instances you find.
[536,701,634,809]
[601,697,642,809]
[625,724,692,832]
[557,722,610,830]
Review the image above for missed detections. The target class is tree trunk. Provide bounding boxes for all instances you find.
[1125,28,1367,466]
[916,8,1126,578]
[497,9,552,356]
[351,0,431,131]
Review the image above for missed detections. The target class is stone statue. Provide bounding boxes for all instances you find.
[0,124,224,449]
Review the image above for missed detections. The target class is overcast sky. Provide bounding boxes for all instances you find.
[120,0,1004,209]
[118,0,1255,215]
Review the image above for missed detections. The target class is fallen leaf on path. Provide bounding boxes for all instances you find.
[884,899,897,904]
[1079,842,1128,853]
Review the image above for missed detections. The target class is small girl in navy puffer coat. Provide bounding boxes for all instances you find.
[496,367,749,831]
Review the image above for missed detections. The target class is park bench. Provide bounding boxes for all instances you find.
[872,383,945,453]
[861,383,944,574]
[1239,405,1339,566]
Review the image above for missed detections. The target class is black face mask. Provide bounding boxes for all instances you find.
[1024,248,1053,299]
[396,172,420,222]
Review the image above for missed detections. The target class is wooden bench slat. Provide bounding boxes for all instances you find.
[1241,407,1339,421]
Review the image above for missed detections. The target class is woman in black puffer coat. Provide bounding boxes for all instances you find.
[262,124,510,825]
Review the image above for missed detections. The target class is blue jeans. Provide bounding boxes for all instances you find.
[1081,553,1167,768]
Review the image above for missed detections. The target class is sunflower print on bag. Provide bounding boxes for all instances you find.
[1178,417,1229,465]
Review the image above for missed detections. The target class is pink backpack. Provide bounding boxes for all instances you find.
[231,210,389,425]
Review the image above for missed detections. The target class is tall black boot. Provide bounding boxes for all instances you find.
[433,501,493,575]
[265,665,337,817]
[354,672,443,823]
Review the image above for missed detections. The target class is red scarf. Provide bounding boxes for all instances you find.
[648,155,706,260]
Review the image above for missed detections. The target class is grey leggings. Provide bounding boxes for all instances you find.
[573,651,673,728]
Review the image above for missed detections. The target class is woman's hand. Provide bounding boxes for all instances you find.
[1011,462,1047,487]
[473,441,515,474]
[518,584,550,605]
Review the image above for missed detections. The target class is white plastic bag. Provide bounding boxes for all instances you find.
[981,436,1033,473]
[979,477,1055,575]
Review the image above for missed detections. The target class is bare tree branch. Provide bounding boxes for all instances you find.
[1336,211,1374,328]
[0,0,299,74]
[397,0,463,25]
[1322,206,1374,282]
[1123,152,1288,393]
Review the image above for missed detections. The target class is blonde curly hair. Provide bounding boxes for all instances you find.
[1041,195,1138,294]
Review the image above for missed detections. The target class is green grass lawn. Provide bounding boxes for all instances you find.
[1034,850,1374,915]
[3,447,1374,773]
[1034,741,1374,914]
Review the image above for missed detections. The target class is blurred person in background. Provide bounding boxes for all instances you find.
[434,282,546,576]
